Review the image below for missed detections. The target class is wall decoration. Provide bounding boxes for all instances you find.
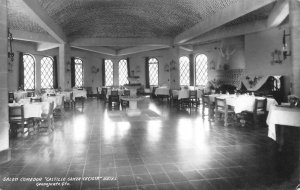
[270,49,282,64]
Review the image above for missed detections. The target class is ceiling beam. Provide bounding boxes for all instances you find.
[20,0,67,43]
[267,0,289,27]
[70,37,173,47]
[11,29,58,43]
[174,0,276,44]
[186,20,268,45]
[117,45,170,56]
[71,46,117,56]
[37,42,60,51]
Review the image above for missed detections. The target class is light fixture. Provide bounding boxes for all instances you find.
[271,49,283,64]
[8,28,14,72]
[169,60,176,71]
[91,66,99,73]
[282,30,291,59]
[66,61,71,72]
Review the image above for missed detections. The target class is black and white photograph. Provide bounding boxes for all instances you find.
[0,0,300,189]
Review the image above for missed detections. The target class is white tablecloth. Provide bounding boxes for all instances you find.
[14,91,27,101]
[155,87,170,96]
[208,94,277,113]
[42,94,64,108]
[9,102,50,119]
[267,105,300,141]
[73,90,87,99]
[173,89,203,100]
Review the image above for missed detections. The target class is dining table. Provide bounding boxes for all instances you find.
[267,104,300,141]
[208,94,278,113]
[8,102,50,119]
[42,94,64,108]
[14,91,28,102]
[172,89,203,100]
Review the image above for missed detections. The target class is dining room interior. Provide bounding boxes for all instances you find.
[0,0,300,190]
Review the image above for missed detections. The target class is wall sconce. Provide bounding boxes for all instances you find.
[164,64,170,72]
[271,49,283,64]
[91,66,99,73]
[170,60,176,71]
[8,28,14,72]
[282,30,291,59]
[66,61,71,72]
[135,65,141,73]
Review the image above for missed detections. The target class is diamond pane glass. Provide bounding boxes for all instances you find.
[119,59,128,86]
[23,54,35,90]
[179,56,190,86]
[75,58,84,87]
[195,54,208,86]
[105,59,114,86]
[148,58,158,86]
[41,57,54,89]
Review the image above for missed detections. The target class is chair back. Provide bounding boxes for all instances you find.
[215,97,227,111]
[123,90,130,96]
[48,102,54,119]
[189,90,197,99]
[111,90,118,96]
[8,92,14,103]
[70,92,73,101]
[27,91,35,97]
[101,88,108,95]
[202,95,210,106]
[9,105,24,122]
[253,98,267,114]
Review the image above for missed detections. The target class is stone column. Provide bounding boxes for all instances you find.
[59,44,71,90]
[169,46,180,89]
[0,0,11,164]
[290,0,300,96]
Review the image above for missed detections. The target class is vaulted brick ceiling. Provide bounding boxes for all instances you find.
[7,0,279,55]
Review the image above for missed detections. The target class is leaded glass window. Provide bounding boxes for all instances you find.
[41,56,54,89]
[23,54,35,90]
[148,58,158,86]
[179,56,190,86]
[75,58,84,87]
[105,59,114,86]
[195,54,208,86]
[119,59,128,86]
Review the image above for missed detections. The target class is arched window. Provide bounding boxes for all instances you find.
[41,56,54,89]
[195,54,208,86]
[105,59,114,86]
[119,59,128,86]
[179,56,190,86]
[148,58,159,86]
[75,58,84,87]
[23,54,35,90]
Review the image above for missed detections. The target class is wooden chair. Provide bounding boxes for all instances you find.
[38,102,54,135]
[8,92,14,103]
[9,105,33,137]
[215,97,235,127]
[202,95,214,120]
[188,90,199,109]
[27,91,35,97]
[240,98,267,128]
[54,96,65,117]
[64,92,74,109]
[96,87,101,99]
[30,97,42,103]
[121,90,130,109]
[74,96,85,112]
[101,88,108,102]
[108,91,120,110]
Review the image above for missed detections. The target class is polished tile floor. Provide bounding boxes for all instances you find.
[0,98,299,190]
